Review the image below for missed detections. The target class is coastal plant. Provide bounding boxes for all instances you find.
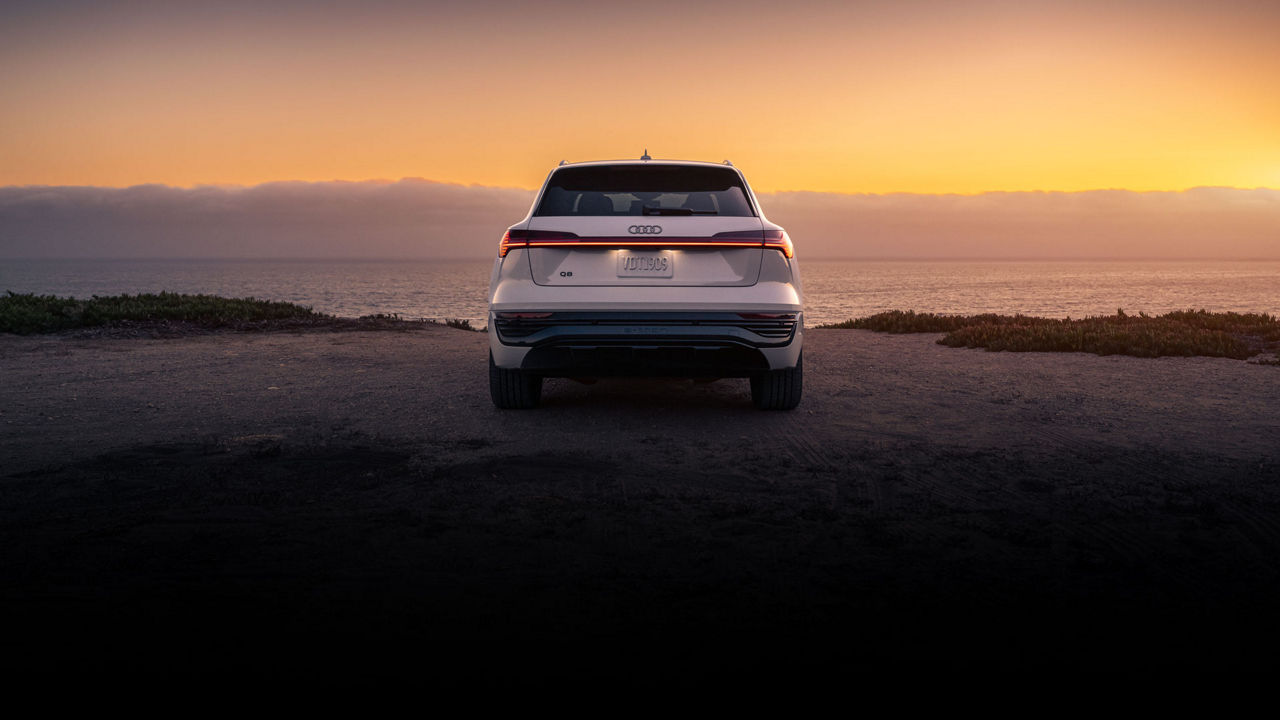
[0,291,324,334]
[817,310,1054,333]
[939,315,1256,358]
[819,307,1280,361]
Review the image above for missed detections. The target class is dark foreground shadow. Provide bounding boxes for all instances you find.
[4,438,1279,683]
[537,377,752,410]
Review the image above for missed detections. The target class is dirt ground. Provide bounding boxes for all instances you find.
[3,325,1279,681]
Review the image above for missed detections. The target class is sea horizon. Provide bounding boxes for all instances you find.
[5,255,1278,262]
[4,257,1277,328]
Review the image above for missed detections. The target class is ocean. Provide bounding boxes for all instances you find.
[2,258,1277,328]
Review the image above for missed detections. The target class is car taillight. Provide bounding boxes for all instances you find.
[763,229,793,258]
[497,312,552,319]
[711,230,794,258]
[502,228,791,255]
[499,229,582,257]
[738,313,797,319]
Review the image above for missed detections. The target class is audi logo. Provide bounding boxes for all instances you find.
[628,225,663,235]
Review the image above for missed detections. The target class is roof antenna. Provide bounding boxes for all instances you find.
[723,159,733,166]
[640,149,651,161]
[558,160,566,166]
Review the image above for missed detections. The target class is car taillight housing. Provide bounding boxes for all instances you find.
[499,229,579,257]
[708,230,794,258]
[499,228,793,257]
[763,229,794,258]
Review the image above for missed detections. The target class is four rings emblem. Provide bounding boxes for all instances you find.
[628,225,663,235]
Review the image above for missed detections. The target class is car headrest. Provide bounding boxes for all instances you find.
[576,193,613,215]
[684,192,716,213]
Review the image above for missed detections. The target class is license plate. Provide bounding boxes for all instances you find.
[617,251,673,278]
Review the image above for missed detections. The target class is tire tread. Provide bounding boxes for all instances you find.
[489,352,542,409]
[750,354,803,410]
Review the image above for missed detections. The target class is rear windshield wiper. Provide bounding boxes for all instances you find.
[642,206,718,216]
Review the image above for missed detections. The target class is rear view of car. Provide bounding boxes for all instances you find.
[487,156,803,409]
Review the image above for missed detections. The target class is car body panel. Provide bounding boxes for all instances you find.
[488,159,802,379]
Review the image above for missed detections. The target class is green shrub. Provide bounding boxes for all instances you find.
[819,308,1280,361]
[939,316,1255,358]
[818,310,1054,333]
[0,291,323,334]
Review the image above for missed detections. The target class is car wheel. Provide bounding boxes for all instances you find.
[489,351,542,409]
[750,353,802,410]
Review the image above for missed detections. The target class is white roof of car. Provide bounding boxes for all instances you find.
[556,158,735,169]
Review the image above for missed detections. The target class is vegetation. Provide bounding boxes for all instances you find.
[819,308,1280,362]
[358,314,478,331]
[0,292,485,335]
[818,310,1055,333]
[0,291,325,334]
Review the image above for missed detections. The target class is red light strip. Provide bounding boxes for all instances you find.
[764,238,794,258]
[501,233,793,258]
[524,240,763,249]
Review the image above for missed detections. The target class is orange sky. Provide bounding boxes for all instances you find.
[2,0,1278,193]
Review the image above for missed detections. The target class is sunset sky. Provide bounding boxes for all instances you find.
[3,0,1278,194]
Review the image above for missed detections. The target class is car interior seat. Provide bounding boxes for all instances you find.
[576,192,613,215]
[683,192,717,214]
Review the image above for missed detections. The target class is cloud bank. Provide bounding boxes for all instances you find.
[0,179,536,260]
[1,180,1276,260]
[765,188,1280,259]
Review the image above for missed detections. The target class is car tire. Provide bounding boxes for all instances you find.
[489,352,542,409]
[750,353,803,410]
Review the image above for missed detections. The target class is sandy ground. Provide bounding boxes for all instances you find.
[3,325,1280,680]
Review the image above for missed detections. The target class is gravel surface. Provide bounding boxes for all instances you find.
[3,325,1279,680]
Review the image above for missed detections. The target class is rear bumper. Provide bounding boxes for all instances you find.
[520,345,771,377]
[489,311,803,377]
[494,311,797,347]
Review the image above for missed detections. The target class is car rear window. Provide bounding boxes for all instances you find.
[534,165,756,217]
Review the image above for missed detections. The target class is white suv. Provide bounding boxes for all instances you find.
[487,156,803,409]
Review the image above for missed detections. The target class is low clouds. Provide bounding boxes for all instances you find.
[0,179,536,259]
[765,188,1280,259]
[1,180,1276,260]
